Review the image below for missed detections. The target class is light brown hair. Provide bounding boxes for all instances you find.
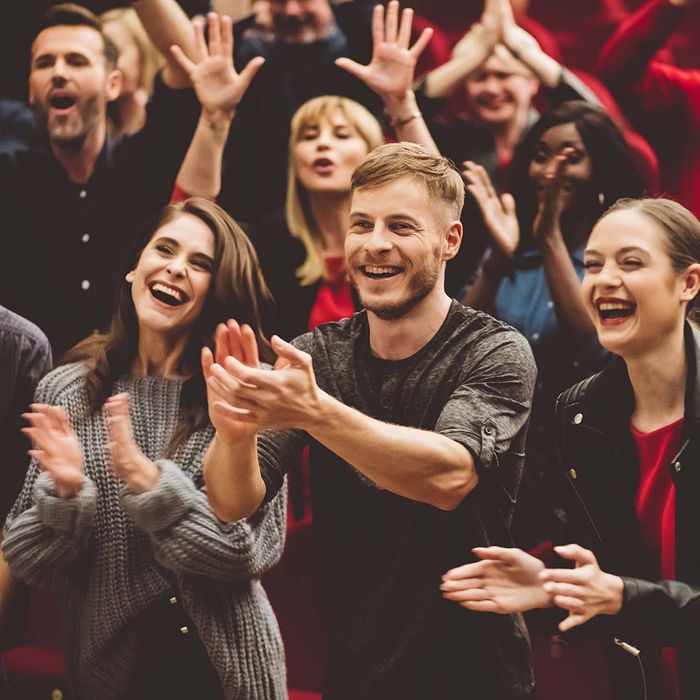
[64,198,275,454]
[351,142,465,222]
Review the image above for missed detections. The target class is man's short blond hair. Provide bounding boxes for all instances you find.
[351,142,465,221]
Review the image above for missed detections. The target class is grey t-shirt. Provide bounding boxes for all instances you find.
[259,301,537,699]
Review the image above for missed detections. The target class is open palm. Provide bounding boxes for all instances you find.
[202,321,261,442]
[336,1,432,102]
[23,405,84,497]
[171,13,264,117]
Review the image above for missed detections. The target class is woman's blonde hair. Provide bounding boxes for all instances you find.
[101,7,163,95]
[286,95,384,286]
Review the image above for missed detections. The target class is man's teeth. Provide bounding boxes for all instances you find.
[364,266,399,275]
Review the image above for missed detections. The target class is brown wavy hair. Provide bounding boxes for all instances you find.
[64,198,275,454]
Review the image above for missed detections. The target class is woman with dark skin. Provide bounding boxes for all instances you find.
[463,101,645,546]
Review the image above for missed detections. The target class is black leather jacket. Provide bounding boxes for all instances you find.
[555,323,700,699]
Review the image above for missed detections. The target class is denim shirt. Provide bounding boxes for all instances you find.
[494,246,611,545]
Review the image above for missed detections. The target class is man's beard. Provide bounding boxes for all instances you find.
[35,94,101,151]
[351,249,442,321]
[274,13,331,43]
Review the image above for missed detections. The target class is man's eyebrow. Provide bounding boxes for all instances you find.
[349,211,371,219]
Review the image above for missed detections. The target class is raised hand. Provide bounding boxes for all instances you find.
[532,149,571,244]
[202,320,261,443]
[207,334,323,431]
[441,547,551,613]
[22,405,85,498]
[541,544,624,632]
[335,1,432,104]
[104,393,160,493]
[463,161,519,257]
[170,13,265,120]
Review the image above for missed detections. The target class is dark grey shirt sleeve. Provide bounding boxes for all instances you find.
[435,329,537,491]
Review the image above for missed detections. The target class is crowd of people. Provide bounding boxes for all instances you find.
[1,0,699,699]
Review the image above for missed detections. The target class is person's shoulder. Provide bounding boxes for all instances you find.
[0,306,50,349]
[35,362,90,402]
[451,302,536,368]
[291,312,364,353]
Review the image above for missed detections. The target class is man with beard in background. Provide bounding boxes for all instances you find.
[0,1,200,356]
[221,0,381,220]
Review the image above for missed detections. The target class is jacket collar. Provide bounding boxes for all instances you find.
[582,321,700,434]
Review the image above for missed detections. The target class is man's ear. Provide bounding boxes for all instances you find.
[105,68,123,103]
[443,220,463,262]
[125,269,135,283]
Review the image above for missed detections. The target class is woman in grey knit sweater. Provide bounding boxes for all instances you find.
[2,198,287,699]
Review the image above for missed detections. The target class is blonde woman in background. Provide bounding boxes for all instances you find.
[101,7,164,138]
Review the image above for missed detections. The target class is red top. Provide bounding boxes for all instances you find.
[599,0,700,218]
[307,256,354,331]
[631,417,683,700]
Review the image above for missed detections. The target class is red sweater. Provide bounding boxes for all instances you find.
[599,0,700,218]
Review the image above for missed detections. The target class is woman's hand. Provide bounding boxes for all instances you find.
[441,547,552,613]
[532,149,571,246]
[104,393,160,494]
[463,161,519,257]
[542,544,624,632]
[171,13,265,124]
[453,0,501,58]
[335,1,432,105]
[22,405,85,498]
[202,320,261,444]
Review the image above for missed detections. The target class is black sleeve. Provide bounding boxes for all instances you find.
[618,577,700,648]
[541,67,603,109]
[117,73,201,214]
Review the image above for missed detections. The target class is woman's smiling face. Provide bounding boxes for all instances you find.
[581,208,697,358]
[126,213,215,341]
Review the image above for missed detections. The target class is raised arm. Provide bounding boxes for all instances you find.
[533,151,595,343]
[210,335,477,510]
[132,0,199,88]
[335,1,439,154]
[170,13,264,198]
[422,0,501,99]
[598,0,694,91]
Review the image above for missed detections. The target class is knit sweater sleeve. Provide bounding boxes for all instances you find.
[120,460,286,583]
[2,365,96,590]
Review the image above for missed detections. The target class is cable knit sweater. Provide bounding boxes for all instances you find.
[2,362,287,700]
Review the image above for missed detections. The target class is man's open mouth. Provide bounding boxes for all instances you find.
[149,282,188,307]
[49,94,77,110]
[360,265,402,280]
[596,300,636,321]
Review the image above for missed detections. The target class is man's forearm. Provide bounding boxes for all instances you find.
[203,433,266,522]
[306,392,478,510]
[133,0,198,88]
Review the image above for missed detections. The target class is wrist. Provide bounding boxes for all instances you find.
[383,90,418,120]
[200,108,235,134]
[128,458,160,494]
[605,574,624,615]
[302,389,333,435]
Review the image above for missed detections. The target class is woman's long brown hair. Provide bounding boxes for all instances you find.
[64,198,276,455]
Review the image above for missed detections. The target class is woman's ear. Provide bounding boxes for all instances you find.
[125,270,135,283]
[681,263,700,303]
